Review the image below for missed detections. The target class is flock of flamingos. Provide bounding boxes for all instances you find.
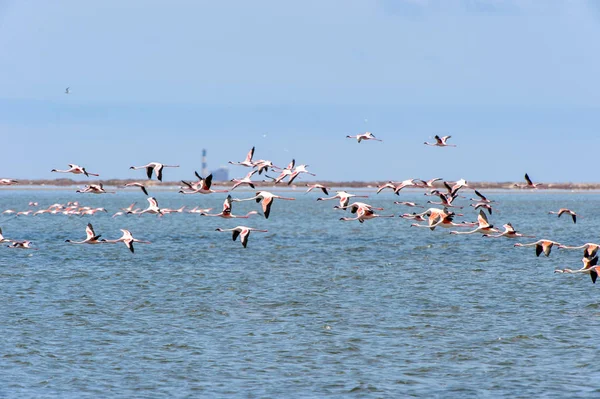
[0,133,597,284]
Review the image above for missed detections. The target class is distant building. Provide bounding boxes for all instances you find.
[211,167,229,181]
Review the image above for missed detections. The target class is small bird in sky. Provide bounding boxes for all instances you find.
[65,87,70,94]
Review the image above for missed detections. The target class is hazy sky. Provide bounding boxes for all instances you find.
[1,0,600,183]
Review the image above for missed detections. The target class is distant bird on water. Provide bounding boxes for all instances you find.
[514,173,543,189]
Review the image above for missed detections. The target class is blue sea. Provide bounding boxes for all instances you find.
[1,187,600,398]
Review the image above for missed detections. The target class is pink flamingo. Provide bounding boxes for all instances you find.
[215,226,268,248]
[51,164,99,177]
[424,135,455,147]
[130,162,179,181]
[346,132,382,143]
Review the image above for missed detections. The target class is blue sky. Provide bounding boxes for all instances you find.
[1,0,600,182]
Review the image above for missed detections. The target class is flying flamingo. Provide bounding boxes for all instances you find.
[65,223,107,245]
[0,227,13,243]
[51,164,99,177]
[230,170,258,190]
[424,135,455,147]
[179,174,228,194]
[470,189,494,203]
[514,173,543,189]
[76,183,115,194]
[234,191,295,219]
[130,162,179,181]
[548,208,577,224]
[557,243,600,258]
[104,229,151,253]
[376,181,397,194]
[339,205,394,223]
[470,202,493,215]
[215,226,268,248]
[124,182,149,195]
[514,239,562,257]
[0,178,18,185]
[346,132,382,143]
[394,179,419,195]
[288,164,316,185]
[139,197,164,215]
[393,201,424,208]
[482,223,535,239]
[7,240,37,249]
[334,202,384,213]
[416,178,443,188]
[554,256,600,283]
[306,184,330,195]
[427,193,462,209]
[317,191,369,210]
[228,146,256,167]
[450,210,499,235]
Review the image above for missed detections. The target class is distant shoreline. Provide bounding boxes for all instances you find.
[2,179,600,191]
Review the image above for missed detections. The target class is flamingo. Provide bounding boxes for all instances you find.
[470,202,493,215]
[124,182,149,195]
[104,229,151,253]
[549,208,577,224]
[376,181,397,194]
[416,178,443,188]
[394,179,419,195]
[339,206,394,223]
[76,183,114,194]
[393,201,424,208]
[306,184,330,195]
[334,202,384,213]
[215,226,268,248]
[139,197,164,215]
[514,173,543,189]
[346,132,382,143]
[188,207,213,214]
[288,164,316,185]
[130,162,179,181]
[234,191,295,219]
[470,189,494,203]
[65,87,70,94]
[557,243,600,258]
[483,223,535,239]
[450,210,500,235]
[0,178,18,185]
[514,239,562,257]
[179,174,228,194]
[7,240,37,249]
[424,135,455,147]
[65,223,107,244]
[427,193,462,209]
[317,191,369,210]
[554,256,600,283]
[201,195,257,218]
[0,227,13,243]
[228,147,256,167]
[230,170,258,190]
[253,159,279,175]
[51,164,99,177]
[411,209,472,230]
